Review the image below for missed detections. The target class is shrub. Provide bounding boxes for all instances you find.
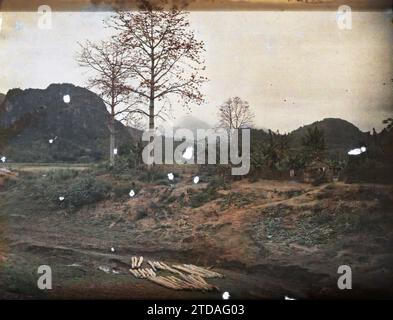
[207,175,229,190]
[112,181,139,199]
[59,177,110,211]
[137,167,178,185]
[33,173,111,213]
[189,186,219,208]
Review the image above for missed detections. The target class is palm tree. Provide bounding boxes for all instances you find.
[302,127,325,160]
[286,152,307,171]
[262,130,290,169]
[382,117,393,131]
[250,141,267,170]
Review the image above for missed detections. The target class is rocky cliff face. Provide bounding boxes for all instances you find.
[0,83,135,162]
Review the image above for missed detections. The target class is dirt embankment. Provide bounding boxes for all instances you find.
[0,170,392,299]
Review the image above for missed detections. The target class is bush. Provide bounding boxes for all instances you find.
[189,186,219,208]
[137,167,178,185]
[207,175,229,190]
[59,177,110,212]
[112,181,139,199]
[343,158,393,184]
[33,173,111,213]
[108,156,132,174]
[186,174,231,208]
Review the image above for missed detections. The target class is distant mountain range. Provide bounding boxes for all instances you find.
[0,83,386,162]
[288,118,372,156]
[248,117,373,158]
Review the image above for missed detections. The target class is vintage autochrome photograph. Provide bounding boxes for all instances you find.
[0,0,392,301]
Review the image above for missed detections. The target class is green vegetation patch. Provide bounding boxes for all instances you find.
[219,192,257,210]
[251,203,392,248]
[3,169,141,214]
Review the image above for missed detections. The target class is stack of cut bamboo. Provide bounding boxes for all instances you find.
[172,264,224,278]
[130,256,144,269]
[148,274,217,291]
[129,268,156,279]
[128,256,223,291]
[148,260,184,275]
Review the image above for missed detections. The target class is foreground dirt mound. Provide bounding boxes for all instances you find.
[1,173,392,299]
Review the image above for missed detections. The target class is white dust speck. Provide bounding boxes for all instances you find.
[63,95,71,103]
[48,136,57,144]
[129,189,135,197]
[285,296,296,300]
[348,146,367,156]
[111,247,115,253]
[182,146,193,160]
[222,291,230,300]
[113,148,118,155]
[348,149,361,156]
[0,156,6,163]
[168,172,174,181]
[193,176,200,184]
[59,196,65,201]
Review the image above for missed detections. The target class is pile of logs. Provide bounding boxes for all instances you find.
[172,264,224,278]
[130,256,144,269]
[148,260,184,275]
[148,274,218,291]
[128,256,223,291]
[129,268,156,279]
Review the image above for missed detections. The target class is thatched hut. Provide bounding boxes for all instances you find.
[303,160,333,184]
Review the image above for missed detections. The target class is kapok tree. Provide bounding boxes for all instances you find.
[77,39,140,166]
[109,3,207,137]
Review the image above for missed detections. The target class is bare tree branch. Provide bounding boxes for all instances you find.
[107,2,207,133]
[217,97,255,130]
[77,39,140,166]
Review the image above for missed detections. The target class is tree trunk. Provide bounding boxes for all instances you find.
[148,98,155,164]
[149,99,155,132]
[149,48,155,163]
[148,40,155,166]
[109,116,115,167]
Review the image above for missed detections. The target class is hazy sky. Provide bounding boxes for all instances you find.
[0,10,392,132]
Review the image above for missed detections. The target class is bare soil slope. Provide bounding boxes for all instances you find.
[0,170,392,299]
